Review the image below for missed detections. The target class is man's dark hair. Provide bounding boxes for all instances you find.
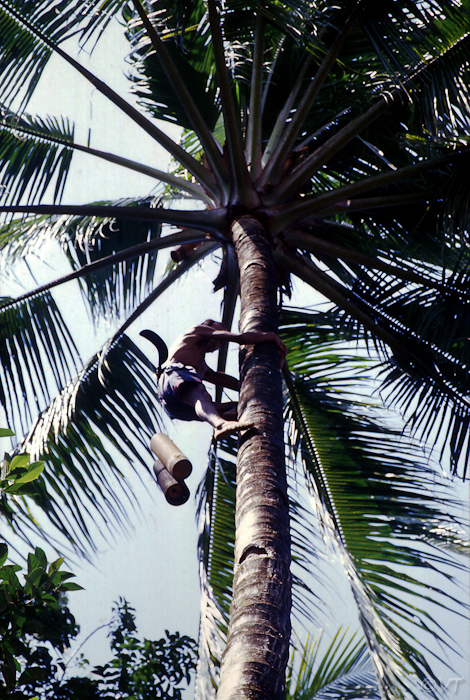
[202,319,226,329]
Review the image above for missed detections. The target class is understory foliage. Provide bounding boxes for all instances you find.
[0,433,197,699]
[0,0,469,698]
[0,571,197,700]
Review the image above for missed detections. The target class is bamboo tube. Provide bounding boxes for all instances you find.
[150,433,192,480]
[153,459,190,506]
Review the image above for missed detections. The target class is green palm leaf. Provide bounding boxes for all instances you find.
[0,107,74,205]
[0,292,80,437]
[46,200,164,321]
[286,628,379,700]
[8,334,164,555]
[275,239,470,476]
[195,441,236,697]
[124,0,220,133]
[281,307,469,700]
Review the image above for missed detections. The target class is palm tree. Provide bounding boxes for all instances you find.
[0,1,469,698]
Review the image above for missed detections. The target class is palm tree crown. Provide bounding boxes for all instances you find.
[1,1,469,698]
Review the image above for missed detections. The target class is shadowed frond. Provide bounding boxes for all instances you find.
[195,442,235,700]
[0,0,129,110]
[49,200,164,321]
[276,244,470,477]
[124,0,219,133]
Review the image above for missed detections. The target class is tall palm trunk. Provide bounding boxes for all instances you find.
[217,216,291,699]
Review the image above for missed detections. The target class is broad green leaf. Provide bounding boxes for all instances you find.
[7,454,31,471]
[9,461,44,484]
[61,581,84,591]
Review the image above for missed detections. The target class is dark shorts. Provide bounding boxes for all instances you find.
[158,363,203,421]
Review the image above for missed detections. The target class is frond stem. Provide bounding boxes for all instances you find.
[107,241,219,344]
[266,150,466,232]
[282,229,459,294]
[268,32,470,204]
[0,204,227,232]
[259,0,364,187]
[264,99,389,204]
[1,117,213,203]
[246,13,265,179]
[131,0,228,202]
[1,230,217,310]
[0,0,218,197]
[274,244,402,351]
[259,54,312,173]
[274,245,470,411]
[206,0,258,206]
[282,365,343,539]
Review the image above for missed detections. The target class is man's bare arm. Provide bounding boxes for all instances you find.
[202,366,239,391]
[204,328,287,366]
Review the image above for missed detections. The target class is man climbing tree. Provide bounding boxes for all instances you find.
[145,319,286,440]
[1,2,469,699]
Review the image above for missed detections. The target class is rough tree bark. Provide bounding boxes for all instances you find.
[216,216,291,700]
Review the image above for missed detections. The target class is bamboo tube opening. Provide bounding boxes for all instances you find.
[153,459,190,506]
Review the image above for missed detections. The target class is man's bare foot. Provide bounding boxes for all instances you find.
[213,421,254,441]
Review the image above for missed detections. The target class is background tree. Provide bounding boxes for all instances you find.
[0,1,469,699]
[1,577,197,699]
[0,543,81,697]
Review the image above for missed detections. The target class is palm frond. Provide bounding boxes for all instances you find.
[0,228,213,316]
[123,0,218,132]
[0,0,129,109]
[0,201,220,263]
[0,107,74,205]
[0,291,80,438]
[0,0,217,193]
[125,0,230,202]
[54,202,164,322]
[276,247,470,478]
[0,198,163,325]
[0,105,213,202]
[195,441,235,699]
[0,0,77,109]
[6,334,164,556]
[359,2,470,139]
[281,307,469,700]
[286,628,379,700]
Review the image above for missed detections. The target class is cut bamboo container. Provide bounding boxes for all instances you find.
[150,433,192,480]
[153,459,190,506]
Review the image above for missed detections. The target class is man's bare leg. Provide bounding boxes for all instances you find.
[182,385,252,439]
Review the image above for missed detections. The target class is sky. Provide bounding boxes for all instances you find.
[1,11,469,699]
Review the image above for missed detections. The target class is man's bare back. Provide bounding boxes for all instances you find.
[164,322,227,378]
